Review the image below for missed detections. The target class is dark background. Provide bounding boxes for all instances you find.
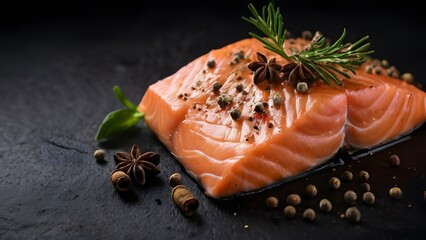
[1,1,425,239]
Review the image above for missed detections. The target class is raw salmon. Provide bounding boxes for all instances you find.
[139,38,426,198]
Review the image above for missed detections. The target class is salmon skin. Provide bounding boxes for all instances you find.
[139,38,426,198]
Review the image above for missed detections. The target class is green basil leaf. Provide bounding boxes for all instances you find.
[113,85,139,112]
[95,109,144,141]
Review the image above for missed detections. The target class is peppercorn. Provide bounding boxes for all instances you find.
[389,154,400,167]
[253,102,264,113]
[389,187,403,199]
[287,194,301,206]
[329,177,341,190]
[401,73,414,84]
[344,190,357,205]
[296,82,308,94]
[363,192,375,205]
[217,94,233,108]
[303,208,315,221]
[110,171,132,192]
[171,185,199,216]
[374,67,382,75]
[273,94,282,106]
[207,59,216,68]
[345,207,361,223]
[360,182,371,192]
[267,122,273,128]
[365,65,373,74]
[359,171,369,182]
[319,199,333,212]
[213,82,222,92]
[381,59,390,68]
[169,173,183,187]
[341,170,353,181]
[230,109,241,120]
[283,205,296,218]
[305,184,318,198]
[94,149,105,161]
[266,196,279,209]
[236,84,244,92]
[234,50,245,60]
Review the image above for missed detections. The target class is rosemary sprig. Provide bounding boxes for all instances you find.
[243,3,374,86]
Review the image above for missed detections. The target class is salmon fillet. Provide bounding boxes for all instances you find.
[139,38,426,198]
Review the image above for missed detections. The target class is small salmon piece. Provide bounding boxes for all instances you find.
[139,38,426,198]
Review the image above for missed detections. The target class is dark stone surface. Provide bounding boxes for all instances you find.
[1,1,425,239]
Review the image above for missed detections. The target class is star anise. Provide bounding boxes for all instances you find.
[248,52,283,84]
[114,144,160,185]
[280,62,317,87]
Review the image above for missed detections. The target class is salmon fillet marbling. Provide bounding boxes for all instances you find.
[139,38,426,198]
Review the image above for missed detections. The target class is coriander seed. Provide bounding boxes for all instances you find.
[110,171,132,192]
[266,196,279,209]
[319,199,333,212]
[341,170,353,181]
[329,177,341,190]
[345,207,361,223]
[301,30,313,40]
[169,173,183,187]
[287,194,301,206]
[360,182,371,192]
[207,59,216,68]
[302,208,315,221]
[344,190,357,205]
[389,187,403,199]
[94,149,105,161]
[305,184,318,198]
[381,59,390,68]
[283,205,296,218]
[389,154,400,167]
[359,170,369,182]
[363,192,375,205]
[230,109,241,120]
[171,185,199,216]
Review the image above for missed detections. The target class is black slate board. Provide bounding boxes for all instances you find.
[1,1,426,239]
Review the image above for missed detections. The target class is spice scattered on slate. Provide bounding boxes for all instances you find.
[283,205,296,218]
[303,208,315,222]
[329,177,341,190]
[110,171,132,192]
[319,199,333,212]
[266,196,279,209]
[389,187,403,199]
[287,194,301,206]
[341,170,353,181]
[363,192,375,205]
[345,207,361,223]
[169,173,183,188]
[305,184,318,197]
[344,190,357,205]
[360,182,371,192]
[359,170,370,182]
[171,185,199,216]
[389,154,400,167]
[94,149,105,161]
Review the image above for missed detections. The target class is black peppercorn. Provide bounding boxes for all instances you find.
[236,84,244,92]
[360,182,371,192]
[296,82,308,94]
[254,102,265,113]
[341,170,353,181]
[207,59,216,68]
[273,94,282,106]
[230,109,241,120]
[169,173,183,187]
[213,82,222,91]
